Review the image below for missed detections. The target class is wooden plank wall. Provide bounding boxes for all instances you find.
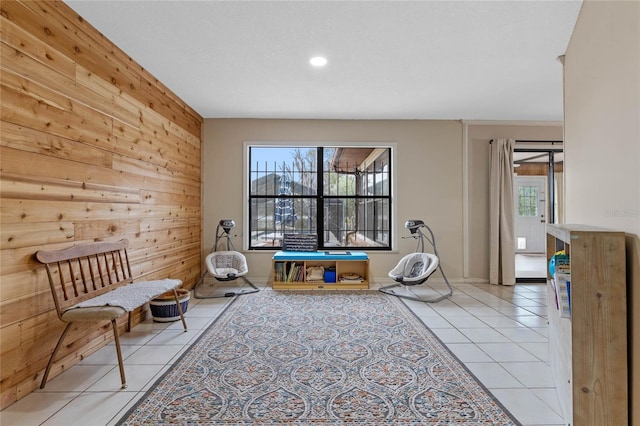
[514,162,564,176]
[0,0,202,409]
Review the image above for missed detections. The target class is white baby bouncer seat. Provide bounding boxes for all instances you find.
[205,251,249,281]
[194,220,259,298]
[380,220,453,303]
[388,252,439,285]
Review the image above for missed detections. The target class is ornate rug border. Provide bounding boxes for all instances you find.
[116,290,522,425]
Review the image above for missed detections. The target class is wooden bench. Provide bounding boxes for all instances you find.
[35,239,187,389]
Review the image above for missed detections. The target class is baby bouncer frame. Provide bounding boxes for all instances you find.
[193,219,259,299]
[379,220,453,303]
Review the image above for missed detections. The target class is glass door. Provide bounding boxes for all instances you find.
[514,176,546,253]
[513,148,563,282]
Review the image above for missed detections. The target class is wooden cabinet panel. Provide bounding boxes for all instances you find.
[546,225,627,426]
[0,0,202,409]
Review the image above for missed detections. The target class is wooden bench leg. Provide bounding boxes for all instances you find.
[127,311,132,333]
[111,319,127,389]
[40,322,73,389]
[172,288,188,332]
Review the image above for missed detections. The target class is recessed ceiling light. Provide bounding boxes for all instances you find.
[309,56,328,67]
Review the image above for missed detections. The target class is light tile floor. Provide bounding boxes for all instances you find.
[516,253,547,279]
[1,282,565,426]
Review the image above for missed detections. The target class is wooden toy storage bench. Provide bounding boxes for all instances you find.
[35,239,187,389]
[271,251,369,290]
[545,225,627,425]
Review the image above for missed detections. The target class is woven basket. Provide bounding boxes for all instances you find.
[150,288,190,322]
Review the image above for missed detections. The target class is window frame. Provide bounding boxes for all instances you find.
[243,141,396,251]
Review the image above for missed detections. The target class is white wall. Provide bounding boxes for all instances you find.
[564,2,640,230]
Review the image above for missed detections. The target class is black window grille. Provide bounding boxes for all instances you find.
[248,146,392,250]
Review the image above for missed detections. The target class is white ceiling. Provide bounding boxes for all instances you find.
[65,0,582,120]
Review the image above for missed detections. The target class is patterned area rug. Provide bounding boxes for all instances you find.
[118,291,520,425]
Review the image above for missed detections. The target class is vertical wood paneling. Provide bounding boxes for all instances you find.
[0,0,202,409]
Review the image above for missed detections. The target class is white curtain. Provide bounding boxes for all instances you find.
[489,138,515,285]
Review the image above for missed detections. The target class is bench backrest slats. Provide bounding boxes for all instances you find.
[55,261,70,301]
[112,251,121,282]
[36,240,135,317]
[67,259,79,297]
[96,253,106,288]
[78,257,89,294]
[123,249,133,278]
[86,256,97,291]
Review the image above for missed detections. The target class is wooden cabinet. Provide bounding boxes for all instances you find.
[546,224,627,426]
[271,251,369,290]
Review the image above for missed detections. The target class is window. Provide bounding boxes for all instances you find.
[248,145,392,250]
[518,185,538,217]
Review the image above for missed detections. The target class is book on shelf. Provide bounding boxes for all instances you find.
[274,262,301,282]
[287,262,295,281]
[274,262,285,282]
[555,254,570,273]
[555,272,571,318]
[285,263,304,282]
[550,278,559,310]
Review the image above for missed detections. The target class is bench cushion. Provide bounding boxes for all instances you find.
[61,305,126,322]
[68,279,182,315]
